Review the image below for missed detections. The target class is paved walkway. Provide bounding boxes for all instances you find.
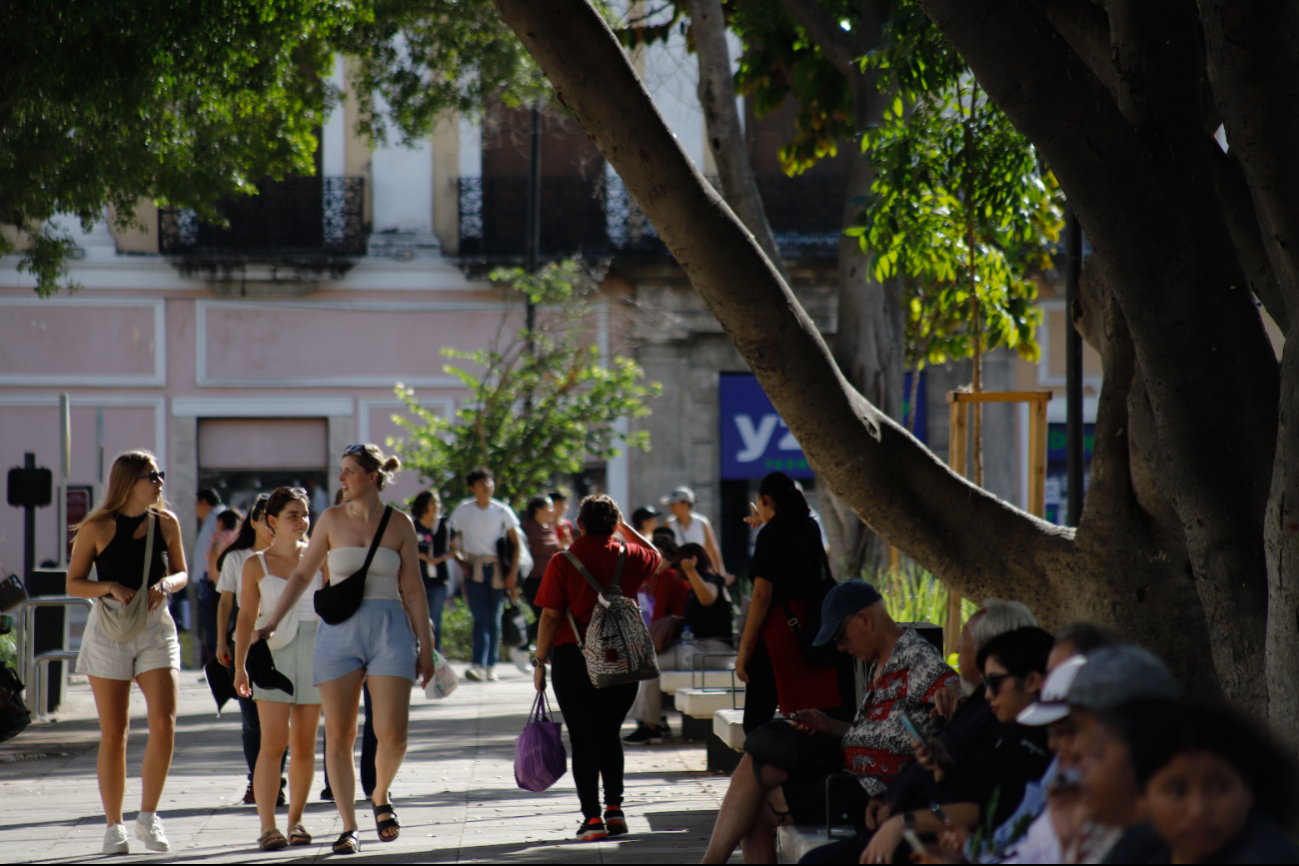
[0,665,738,863]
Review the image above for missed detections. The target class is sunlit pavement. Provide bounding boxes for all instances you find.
[0,664,739,863]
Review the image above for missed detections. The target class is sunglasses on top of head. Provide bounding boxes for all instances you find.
[136,470,165,484]
[343,444,370,457]
[275,486,308,497]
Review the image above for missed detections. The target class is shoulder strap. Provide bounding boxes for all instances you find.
[561,549,606,595]
[361,506,394,572]
[780,545,834,630]
[141,511,156,588]
[254,550,269,578]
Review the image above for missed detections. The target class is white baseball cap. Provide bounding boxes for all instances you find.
[662,486,696,505]
[1017,654,1087,726]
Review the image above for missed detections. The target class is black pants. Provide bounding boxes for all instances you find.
[550,643,639,818]
[322,684,377,798]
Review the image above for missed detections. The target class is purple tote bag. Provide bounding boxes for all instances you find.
[515,691,567,792]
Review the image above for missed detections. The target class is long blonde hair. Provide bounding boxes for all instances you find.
[75,450,165,535]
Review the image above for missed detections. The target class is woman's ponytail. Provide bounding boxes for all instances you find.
[758,471,810,517]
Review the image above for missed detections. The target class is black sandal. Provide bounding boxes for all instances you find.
[332,830,360,855]
[373,801,401,842]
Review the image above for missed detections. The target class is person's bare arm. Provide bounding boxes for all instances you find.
[233,558,261,697]
[680,558,719,606]
[216,590,235,665]
[259,510,332,635]
[702,520,727,576]
[152,511,189,610]
[735,576,773,682]
[394,512,436,686]
[533,607,563,692]
[66,520,134,603]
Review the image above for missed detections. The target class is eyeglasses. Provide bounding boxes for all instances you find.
[982,672,1017,695]
[275,486,308,497]
[136,470,165,484]
[833,613,859,646]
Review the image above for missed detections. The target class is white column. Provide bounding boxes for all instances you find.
[322,55,346,177]
[45,211,117,259]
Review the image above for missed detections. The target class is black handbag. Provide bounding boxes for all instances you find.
[0,573,28,614]
[778,547,840,668]
[314,506,393,625]
[501,600,529,648]
[0,664,31,743]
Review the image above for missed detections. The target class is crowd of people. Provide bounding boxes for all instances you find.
[58,445,1299,862]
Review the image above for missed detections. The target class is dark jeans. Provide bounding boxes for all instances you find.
[322,684,377,798]
[425,580,448,655]
[465,578,506,668]
[550,643,639,818]
[198,579,218,664]
[523,575,543,645]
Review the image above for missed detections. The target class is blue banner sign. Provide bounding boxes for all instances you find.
[719,373,814,480]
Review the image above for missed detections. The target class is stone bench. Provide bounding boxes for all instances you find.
[660,667,737,696]
[708,708,746,774]
[676,687,745,743]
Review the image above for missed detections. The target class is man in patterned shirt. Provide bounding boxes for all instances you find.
[701,580,957,864]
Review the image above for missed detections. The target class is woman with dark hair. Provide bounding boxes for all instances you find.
[214,494,278,804]
[66,450,188,855]
[233,487,324,850]
[1105,703,1299,863]
[532,495,662,841]
[256,443,434,854]
[624,542,734,745]
[520,494,564,651]
[410,490,451,654]
[737,471,843,733]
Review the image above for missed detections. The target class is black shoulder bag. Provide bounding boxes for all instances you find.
[779,546,840,668]
[314,506,393,625]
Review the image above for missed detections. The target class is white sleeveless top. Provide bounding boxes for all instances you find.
[253,551,322,650]
[326,547,402,601]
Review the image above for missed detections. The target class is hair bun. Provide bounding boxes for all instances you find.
[382,456,401,473]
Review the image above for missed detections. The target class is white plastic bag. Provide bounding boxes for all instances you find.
[424,649,460,700]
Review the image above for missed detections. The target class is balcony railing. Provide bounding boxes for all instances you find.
[160,177,366,259]
[458,173,847,261]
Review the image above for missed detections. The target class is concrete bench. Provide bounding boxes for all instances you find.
[676,687,745,743]
[707,708,746,774]
[777,826,849,864]
[659,667,736,694]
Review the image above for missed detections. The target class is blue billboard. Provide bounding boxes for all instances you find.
[719,373,814,480]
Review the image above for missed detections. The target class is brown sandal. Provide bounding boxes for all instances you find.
[289,824,312,846]
[332,830,360,855]
[258,828,288,851]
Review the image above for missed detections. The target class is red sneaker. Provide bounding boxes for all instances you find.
[604,808,628,837]
[576,817,607,841]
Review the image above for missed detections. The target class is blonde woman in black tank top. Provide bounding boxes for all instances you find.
[67,450,188,856]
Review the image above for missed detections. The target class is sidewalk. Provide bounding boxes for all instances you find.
[0,665,739,863]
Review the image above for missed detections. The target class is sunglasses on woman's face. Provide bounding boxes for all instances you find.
[982,672,1016,695]
[136,470,165,484]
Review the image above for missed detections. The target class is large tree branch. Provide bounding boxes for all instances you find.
[687,0,787,281]
[494,0,1075,605]
[1032,0,1119,100]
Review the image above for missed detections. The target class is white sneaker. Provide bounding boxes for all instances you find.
[102,823,130,855]
[464,666,485,682]
[509,646,532,675]
[135,814,171,852]
[486,666,500,682]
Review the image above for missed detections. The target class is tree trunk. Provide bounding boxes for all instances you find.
[687,0,787,283]
[491,0,1230,698]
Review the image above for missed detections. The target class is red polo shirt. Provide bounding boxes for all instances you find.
[535,533,660,647]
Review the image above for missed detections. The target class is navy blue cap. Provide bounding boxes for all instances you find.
[813,579,884,646]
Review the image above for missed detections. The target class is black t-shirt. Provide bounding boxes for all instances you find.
[933,721,1052,830]
[415,517,449,584]
[747,510,825,605]
[884,686,995,809]
[683,573,732,642]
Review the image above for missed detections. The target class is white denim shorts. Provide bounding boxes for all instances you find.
[76,601,181,681]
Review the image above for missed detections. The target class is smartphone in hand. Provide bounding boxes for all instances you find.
[898,712,926,745]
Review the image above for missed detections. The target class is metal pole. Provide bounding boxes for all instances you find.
[22,453,35,584]
[1065,206,1084,526]
[525,102,542,335]
[58,394,70,567]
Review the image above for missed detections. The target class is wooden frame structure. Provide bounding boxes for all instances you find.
[942,390,1053,653]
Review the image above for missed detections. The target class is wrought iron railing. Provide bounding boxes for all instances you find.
[458,173,847,260]
[160,177,366,257]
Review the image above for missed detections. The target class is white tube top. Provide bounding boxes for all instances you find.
[326,547,402,601]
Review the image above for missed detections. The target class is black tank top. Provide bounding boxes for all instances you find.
[94,512,168,591]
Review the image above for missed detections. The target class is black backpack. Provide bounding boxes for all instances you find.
[0,664,31,743]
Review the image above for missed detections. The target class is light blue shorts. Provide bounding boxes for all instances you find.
[312,599,418,686]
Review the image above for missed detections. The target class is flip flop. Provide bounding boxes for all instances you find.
[373,801,401,842]
[332,830,360,855]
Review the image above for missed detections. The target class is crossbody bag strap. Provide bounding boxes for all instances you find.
[141,511,156,590]
[560,549,606,595]
[360,506,394,574]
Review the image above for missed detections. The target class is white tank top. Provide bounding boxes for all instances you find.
[254,550,322,650]
[326,547,402,601]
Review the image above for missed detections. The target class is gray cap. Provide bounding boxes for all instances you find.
[1067,645,1178,712]
[662,486,696,505]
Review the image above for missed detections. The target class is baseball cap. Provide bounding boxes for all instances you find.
[662,486,696,505]
[1066,645,1178,712]
[1018,654,1087,726]
[631,505,660,527]
[812,579,884,646]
